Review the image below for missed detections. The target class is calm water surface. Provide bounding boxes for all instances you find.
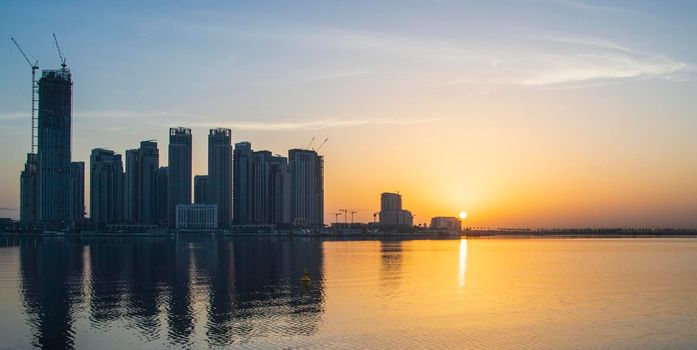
[0,237,695,349]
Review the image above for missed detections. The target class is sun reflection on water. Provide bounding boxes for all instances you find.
[459,238,467,288]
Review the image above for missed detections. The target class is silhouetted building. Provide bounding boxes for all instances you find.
[233,142,253,225]
[20,153,39,224]
[431,216,461,232]
[194,175,209,204]
[234,144,292,226]
[270,155,291,225]
[381,192,402,211]
[89,148,124,226]
[176,204,217,230]
[125,140,159,224]
[379,192,413,227]
[70,161,85,222]
[289,149,324,227]
[157,166,169,226]
[38,69,73,224]
[167,127,192,226]
[252,150,273,224]
[208,128,232,228]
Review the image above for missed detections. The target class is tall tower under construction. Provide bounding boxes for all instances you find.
[37,68,73,224]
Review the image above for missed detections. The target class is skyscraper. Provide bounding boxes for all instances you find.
[70,161,85,222]
[233,144,292,226]
[167,127,192,226]
[269,155,291,225]
[233,142,253,225]
[289,149,324,227]
[20,153,39,224]
[252,150,273,224]
[37,69,72,224]
[194,175,209,204]
[157,166,169,226]
[89,148,124,226]
[125,140,159,225]
[208,128,232,228]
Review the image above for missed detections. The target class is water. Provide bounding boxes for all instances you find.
[0,237,695,349]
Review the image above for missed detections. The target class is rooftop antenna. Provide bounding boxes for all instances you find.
[52,33,67,69]
[10,37,39,153]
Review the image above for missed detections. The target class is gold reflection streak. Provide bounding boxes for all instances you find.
[459,239,467,288]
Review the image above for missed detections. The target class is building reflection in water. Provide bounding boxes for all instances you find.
[17,237,325,349]
[19,238,86,349]
[379,240,403,295]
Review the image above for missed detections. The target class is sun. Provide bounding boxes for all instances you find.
[459,211,468,220]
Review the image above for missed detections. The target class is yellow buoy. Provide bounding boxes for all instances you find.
[301,267,311,283]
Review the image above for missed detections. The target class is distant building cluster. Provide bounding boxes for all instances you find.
[84,132,324,230]
[18,66,324,231]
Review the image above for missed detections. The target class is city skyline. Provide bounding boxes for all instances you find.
[2,1,697,227]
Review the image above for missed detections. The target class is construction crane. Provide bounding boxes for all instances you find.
[338,209,349,224]
[338,208,363,224]
[305,137,316,150]
[314,138,328,153]
[350,210,357,224]
[10,37,39,154]
[52,33,67,69]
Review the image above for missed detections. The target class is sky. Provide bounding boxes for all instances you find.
[1,0,696,227]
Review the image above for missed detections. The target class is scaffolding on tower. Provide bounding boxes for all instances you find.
[10,37,39,154]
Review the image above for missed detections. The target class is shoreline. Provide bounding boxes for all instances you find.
[1,232,697,239]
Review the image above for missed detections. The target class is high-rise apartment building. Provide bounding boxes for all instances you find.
[20,153,39,224]
[37,69,72,224]
[234,143,292,226]
[167,127,192,226]
[269,155,292,225]
[233,142,253,225]
[252,150,273,224]
[194,175,210,204]
[289,149,324,227]
[70,161,85,222]
[208,128,232,228]
[125,140,159,224]
[157,166,169,226]
[89,149,124,226]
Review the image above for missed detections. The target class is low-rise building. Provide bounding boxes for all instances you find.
[431,216,461,232]
[176,204,218,230]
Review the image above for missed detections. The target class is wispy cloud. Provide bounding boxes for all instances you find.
[190,117,441,131]
[76,110,169,119]
[518,53,689,86]
[226,24,691,88]
[64,109,441,131]
[536,35,634,53]
[151,13,692,89]
[544,0,643,15]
